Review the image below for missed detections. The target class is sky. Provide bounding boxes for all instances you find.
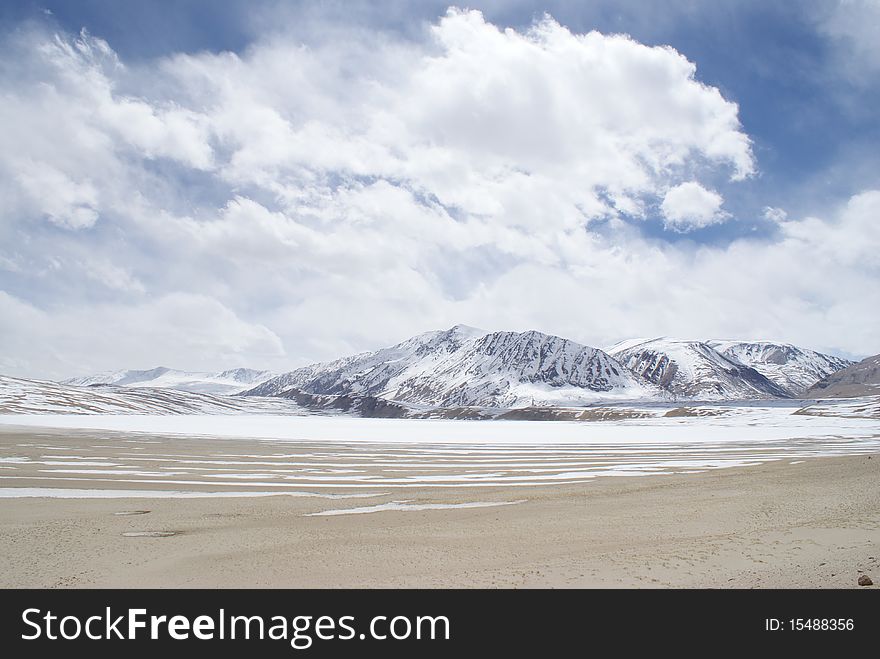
[0,0,878,379]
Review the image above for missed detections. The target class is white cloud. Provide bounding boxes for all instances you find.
[79,259,146,294]
[0,8,876,378]
[0,292,285,379]
[14,160,100,229]
[762,206,788,223]
[45,30,215,169]
[456,189,880,356]
[816,0,880,80]
[660,182,728,231]
[157,8,754,227]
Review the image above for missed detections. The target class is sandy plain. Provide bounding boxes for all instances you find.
[0,426,877,588]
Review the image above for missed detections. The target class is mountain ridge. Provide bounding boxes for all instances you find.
[707,340,853,395]
[63,367,275,395]
[606,337,790,400]
[803,354,880,398]
[245,325,657,407]
[57,327,861,406]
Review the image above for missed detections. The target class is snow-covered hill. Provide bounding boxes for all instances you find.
[245,325,657,407]
[607,338,790,400]
[708,340,853,395]
[0,375,305,415]
[63,367,274,395]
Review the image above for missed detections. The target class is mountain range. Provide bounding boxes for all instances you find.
[63,367,274,395]
[243,326,856,406]
[246,325,654,408]
[708,340,853,395]
[0,375,304,415]
[606,338,789,400]
[3,326,875,417]
[605,337,852,400]
[26,325,870,410]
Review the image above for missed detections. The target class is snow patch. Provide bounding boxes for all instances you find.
[306,499,526,516]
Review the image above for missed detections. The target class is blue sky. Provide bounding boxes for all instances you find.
[0,1,878,376]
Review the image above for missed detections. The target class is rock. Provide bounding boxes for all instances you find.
[858,575,873,586]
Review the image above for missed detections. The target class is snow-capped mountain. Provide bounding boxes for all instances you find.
[63,366,274,395]
[42,328,860,409]
[0,375,305,415]
[245,325,657,407]
[708,340,853,395]
[607,338,790,400]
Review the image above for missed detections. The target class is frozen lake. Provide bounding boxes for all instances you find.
[0,401,878,494]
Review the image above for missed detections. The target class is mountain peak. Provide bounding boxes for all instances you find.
[246,326,652,406]
[710,340,855,395]
[446,323,487,336]
[61,329,857,407]
[608,337,788,399]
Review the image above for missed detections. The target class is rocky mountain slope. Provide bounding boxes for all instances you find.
[245,325,657,407]
[606,338,790,400]
[708,340,852,395]
[803,354,880,398]
[49,327,864,409]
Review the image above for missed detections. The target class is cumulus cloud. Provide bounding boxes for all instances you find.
[0,8,875,378]
[119,7,753,235]
[660,182,728,231]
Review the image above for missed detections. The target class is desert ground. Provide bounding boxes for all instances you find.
[0,422,877,588]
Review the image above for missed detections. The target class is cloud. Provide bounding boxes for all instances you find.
[45,30,215,169]
[762,206,788,223]
[79,259,146,294]
[0,7,876,378]
[0,291,285,379]
[660,182,728,231]
[14,160,100,229]
[459,189,880,357]
[815,0,880,81]
[152,8,754,226]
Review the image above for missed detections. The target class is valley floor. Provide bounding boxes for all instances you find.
[0,431,877,588]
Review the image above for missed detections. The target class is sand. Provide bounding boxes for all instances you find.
[1,428,878,588]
